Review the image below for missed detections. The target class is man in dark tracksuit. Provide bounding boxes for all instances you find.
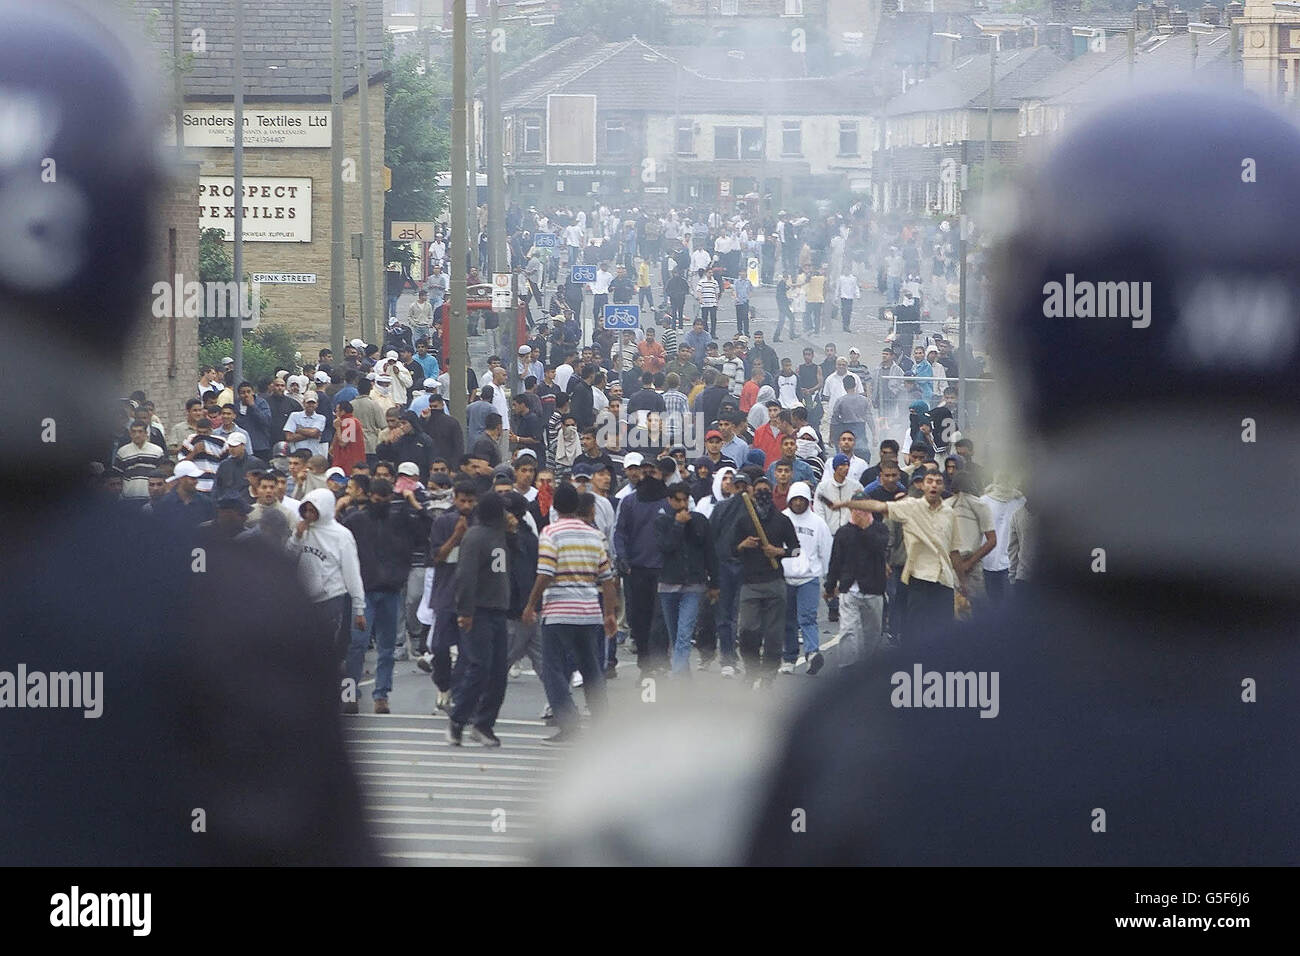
[695,469,751,673]
[613,471,670,674]
[426,482,478,713]
[732,474,801,686]
[447,492,511,747]
[342,478,423,713]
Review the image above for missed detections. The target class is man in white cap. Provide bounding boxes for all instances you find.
[150,461,217,532]
[284,392,328,457]
[780,481,833,675]
[379,350,413,406]
[214,432,266,496]
[517,344,543,383]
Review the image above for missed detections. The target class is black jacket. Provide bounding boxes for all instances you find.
[826,521,889,596]
[377,429,435,479]
[710,494,747,568]
[507,523,539,619]
[454,522,511,615]
[343,500,423,592]
[422,409,464,464]
[569,377,596,430]
[655,509,718,588]
[731,502,800,584]
[696,384,731,428]
[214,453,268,496]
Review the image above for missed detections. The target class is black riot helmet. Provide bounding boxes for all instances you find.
[0,0,164,346]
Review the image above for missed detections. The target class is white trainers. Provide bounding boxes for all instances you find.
[720,665,736,679]
[795,654,806,668]
[778,662,796,675]
[570,671,584,688]
[508,663,521,679]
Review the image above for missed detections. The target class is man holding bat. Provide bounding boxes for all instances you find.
[732,471,803,689]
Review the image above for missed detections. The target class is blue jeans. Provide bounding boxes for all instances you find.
[783,579,821,662]
[347,590,401,700]
[387,293,400,318]
[449,608,509,729]
[660,590,703,674]
[541,622,607,732]
[715,561,741,666]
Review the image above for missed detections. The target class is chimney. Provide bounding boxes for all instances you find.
[1050,0,1069,21]
[1170,7,1189,31]
[1226,1,1244,21]
[1152,0,1171,27]
[1200,2,1220,25]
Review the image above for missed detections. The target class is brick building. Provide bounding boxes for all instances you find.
[122,160,203,431]
[147,0,388,352]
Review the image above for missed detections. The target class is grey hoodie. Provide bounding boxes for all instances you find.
[286,488,366,615]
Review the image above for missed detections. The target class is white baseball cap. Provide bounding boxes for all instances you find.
[168,461,205,481]
[396,461,420,477]
[221,356,233,365]
[386,350,399,360]
[623,452,645,468]
[303,391,319,404]
[349,338,365,349]
[314,370,330,383]
[225,432,246,447]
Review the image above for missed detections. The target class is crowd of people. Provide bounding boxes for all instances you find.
[99,202,1024,747]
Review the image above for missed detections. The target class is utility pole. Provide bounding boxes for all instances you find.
[450,0,469,424]
[985,34,995,186]
[957,139,968,436]
[331,0,346,359]
[487,0,513,392]
[232,0,245,385]
[354,0,378,346]
[172,0,184,149]
[468,91,479,273]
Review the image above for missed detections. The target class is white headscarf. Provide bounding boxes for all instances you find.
[747,385,777,431]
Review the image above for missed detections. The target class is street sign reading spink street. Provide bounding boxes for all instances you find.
[603,304,640,330]
[534,233,558,248]
[571,264,597,284]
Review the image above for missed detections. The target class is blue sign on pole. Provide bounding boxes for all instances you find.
[603,304,640,331]
[570,264,597,284]
[534,232,558,248]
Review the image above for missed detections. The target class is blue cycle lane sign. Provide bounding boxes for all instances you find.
[603,304,640,330]
[570,264,597,284]
[534,233,558,248]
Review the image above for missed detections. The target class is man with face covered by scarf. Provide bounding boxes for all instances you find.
[732,472,803,689]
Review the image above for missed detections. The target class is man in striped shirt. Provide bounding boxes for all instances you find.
[523,482,618,744]
[115,422,168,503]
[696,269,720,338]
[180,418,226,495]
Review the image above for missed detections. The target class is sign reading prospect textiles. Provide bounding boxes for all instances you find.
[199,177,312,243]
[167,110,331,148]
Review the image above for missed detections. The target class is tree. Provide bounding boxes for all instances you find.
[385,37,450,272]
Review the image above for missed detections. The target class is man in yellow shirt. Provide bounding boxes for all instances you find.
[636,257,654,311]
[805,266,826,335]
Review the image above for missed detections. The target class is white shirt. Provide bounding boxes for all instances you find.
[591,269,614,295]
[555,363,574,392]
[838,274,860,300]
[283,410,327,456]
[776,372,801,409]
[690,247,712,272]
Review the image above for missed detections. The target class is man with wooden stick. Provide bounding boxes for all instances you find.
[731,470,802,690]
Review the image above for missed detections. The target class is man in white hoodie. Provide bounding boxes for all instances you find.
[813,453,863,625]
[287,488,367,696]
[781,482,833,676]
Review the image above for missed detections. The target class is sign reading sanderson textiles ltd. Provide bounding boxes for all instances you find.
[166,110,331,148]
[199,177,312,243]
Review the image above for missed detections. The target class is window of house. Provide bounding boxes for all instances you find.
[394,0,416,15]
[715,126,740,160]
[781,120,801,156]
[784,0,804,15]
[522,117,541,154]
[838,120,859,156]
[721,0,739,14]
[604,119,627,156]
[676,122,695,155]
[740,126,765,159]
